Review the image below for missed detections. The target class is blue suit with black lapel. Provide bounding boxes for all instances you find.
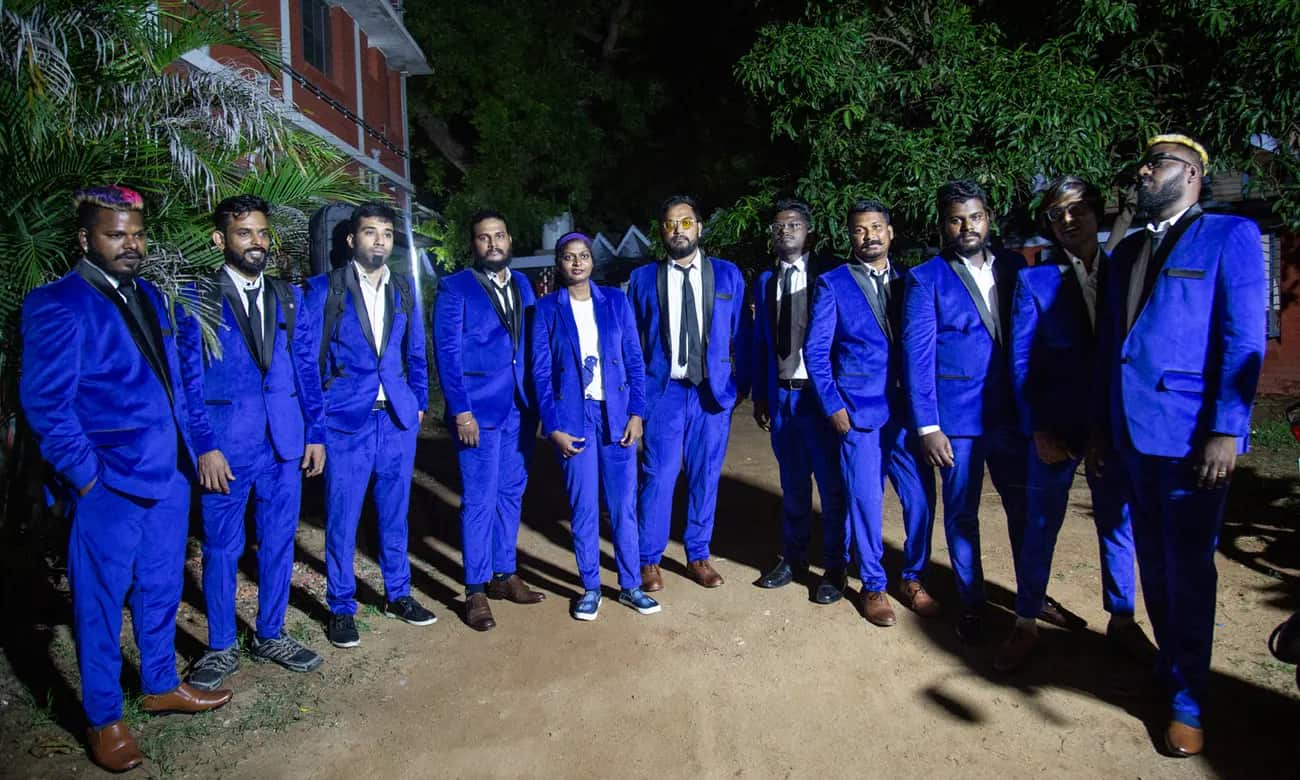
[304,262,427,615]
[627,253,745,567]
[21,260,197,728]
[751,258,846,572]
[532,284,646,590]
[432,266,537,588]
[902,248,1028,612]
[178,268,325,652]
[1098,208,1265,726]
[804,259,936,592]
[1009,253,1135,625]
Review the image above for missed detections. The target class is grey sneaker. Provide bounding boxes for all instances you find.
[185,647,240,691]
[250,633,323,673]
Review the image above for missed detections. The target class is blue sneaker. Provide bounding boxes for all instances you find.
[618,588,661,615]
[572,589,602,621]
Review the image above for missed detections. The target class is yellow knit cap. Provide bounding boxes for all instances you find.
[1146,134,1209,170]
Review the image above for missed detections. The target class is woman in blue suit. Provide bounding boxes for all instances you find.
[531,233,659,620]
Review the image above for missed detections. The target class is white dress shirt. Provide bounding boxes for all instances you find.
[666,250,705,380]
[570,295,603,401]
[487,268,515,320]
[223,264,265,345]
[1127,205,1191,329]
[82,260,126,301]
[352,260,389,402]
[775,255,809,381]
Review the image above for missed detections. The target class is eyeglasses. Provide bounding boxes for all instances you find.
[1045,202,1093,223]
[662,217,698,231]
[1138,152,1197,172]
[770,221,807,234]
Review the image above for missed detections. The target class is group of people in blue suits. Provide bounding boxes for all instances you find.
[18,132,1264,772]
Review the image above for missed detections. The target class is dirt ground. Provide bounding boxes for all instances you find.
[1,398,1298,779]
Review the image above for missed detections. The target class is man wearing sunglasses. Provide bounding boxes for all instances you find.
[628,195,747,591]
[749,199,847,603]
[1096,135,1265,757]
[996,177,1148,673]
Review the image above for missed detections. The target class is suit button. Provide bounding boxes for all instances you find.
[1120,357,1129,364]
[585,393,593,400]
[264,384,271,391]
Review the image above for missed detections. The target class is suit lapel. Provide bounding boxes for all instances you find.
[219,271,262,369]
[558,288,581,366]
[945,255,998,341]
[1137,204,1204,319]
[75,261,172,400]
[849,263,892,342]
[344,266,380,356]
[701,256,715,339]
[764,271,778,345]
[472,268,513,342]
[656,261,670,354]
[379,278,396,356]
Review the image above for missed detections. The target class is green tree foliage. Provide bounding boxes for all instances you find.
[0,0,372,390]
[723,0,1300,257]
[405,0,662,265]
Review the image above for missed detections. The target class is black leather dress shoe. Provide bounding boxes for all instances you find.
[813,568,847,605]
[1039,595,1087,631]
[757,559,803,589]
[955,612,985,645]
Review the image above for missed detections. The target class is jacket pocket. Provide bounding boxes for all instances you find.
[937,374,973,381]
[1158,369,1204,394]
[204,400,233,406]
[86,427,144,446]
[463,371,487,377]
[1164,268,1206,279]
[715,292,733,300]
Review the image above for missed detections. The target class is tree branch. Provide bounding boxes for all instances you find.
[601,0,634,60]
[410,105,469,175]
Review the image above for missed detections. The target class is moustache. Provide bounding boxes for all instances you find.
[116,252,143,260]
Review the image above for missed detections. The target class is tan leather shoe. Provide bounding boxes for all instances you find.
[140,682,231,715]
[85,720,143,773]
[465,592,496,632]
[1165,720,1204,757]
[486,574,545,604]
[641,564,663,592]
[863,590,897,626]
[900,579,942,618]
[687,559,724,588]
[993,625,1039,672]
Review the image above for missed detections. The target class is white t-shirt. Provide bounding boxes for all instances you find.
[571,296,603,401]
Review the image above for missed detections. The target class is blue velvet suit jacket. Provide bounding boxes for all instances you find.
[178,272,325,462]
[749,259,823,407]
[304,265,427,434]
[903,249,1026,436]
[432,267,535,428]
[802,262,901,431]
[626,256,746,418]
[1010,257,1102,449]
[20,261,196,500]
[531,285,646,442]
[1098,212,1265,458]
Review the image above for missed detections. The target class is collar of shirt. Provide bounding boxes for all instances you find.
[777,255,808,274]
[958,250,994,272]
[867,259,892,279]
[352,260,390,291]
[487,268,513,289]
[671,249,701,272]
[1063,247,1103,276]
[1145,205,1192,236]
[83,260,124,291]
[223,264,263,292]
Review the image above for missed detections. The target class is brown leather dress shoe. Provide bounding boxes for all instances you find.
[641,564,663,592]
[486,574,546,604]
[1165,720,1204,757]
[900,579,942,618]
[863,590,897,626]
[465,592,496,632]
[140,682,232,715]
[687,559,724,588]
[993,625,1039,672]
[86,720,143,773]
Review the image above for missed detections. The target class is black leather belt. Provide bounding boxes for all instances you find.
[778,378,808,390]
[372,400,389,411]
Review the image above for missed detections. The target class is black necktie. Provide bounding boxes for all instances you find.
[497,281,517,344]
[675,264,703,385]
[245,287,264,360]
[776,264,795,359]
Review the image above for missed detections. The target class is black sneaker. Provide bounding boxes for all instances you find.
[385,595,437,626]
[185,647,240,691]
[250,633,324,673]
[327,614,360,648]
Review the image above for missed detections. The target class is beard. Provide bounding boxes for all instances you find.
[86,246,143,281]
[225,246,268,277]
[945,232,986,256]
[475,247,513,273]
[356,250,389,271]
[1136,175,1183,218]
[666,235,698,260]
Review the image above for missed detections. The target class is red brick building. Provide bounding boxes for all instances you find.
[177,0,430,209]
